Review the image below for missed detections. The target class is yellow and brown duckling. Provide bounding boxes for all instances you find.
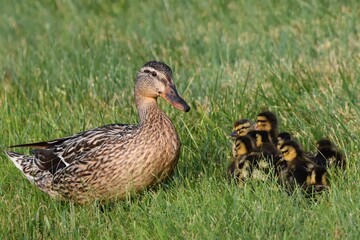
[246,130,279,180]
[313,138,346,170]
[230,119,255,158]
[277,140,329,194]
[256,111,279,145]
[247,130,279,158]
[228,135,255,184]
[277,132,292,151]
[232,135,256,159]
[5,61,190,204]
[230,119,255,157]
[304,166,329,195]
[228,130,279,184]
[230,119,256,138]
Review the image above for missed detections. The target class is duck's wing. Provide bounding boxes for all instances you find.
[9,123,137,174]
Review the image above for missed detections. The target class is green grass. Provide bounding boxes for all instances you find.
[1,0,360,239]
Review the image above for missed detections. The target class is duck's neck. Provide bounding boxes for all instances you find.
[135,94,165,125]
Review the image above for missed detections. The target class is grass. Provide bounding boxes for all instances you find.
[0,0,359,239]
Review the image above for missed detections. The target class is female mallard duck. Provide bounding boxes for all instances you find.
[6,61,190,204]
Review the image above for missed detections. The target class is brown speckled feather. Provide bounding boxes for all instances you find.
[10,124,137,174]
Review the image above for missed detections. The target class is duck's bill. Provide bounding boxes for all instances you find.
[230,131,238,137]
[163,85,190,112]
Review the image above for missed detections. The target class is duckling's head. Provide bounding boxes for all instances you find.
[256,111,278,135]
[279,140,303,162]
[247,130,272,148]
[233,135,255,157]
[277,132,292,150]
[135,61,190,112]
[316,139,334,150]
[230,119,256,137]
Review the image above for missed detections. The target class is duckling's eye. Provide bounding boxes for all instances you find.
[144,69,150,74]
[281,149,289,155]
[151,71,157,77]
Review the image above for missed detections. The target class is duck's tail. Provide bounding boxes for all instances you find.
[5,151,39,183]
[5,151,58,197]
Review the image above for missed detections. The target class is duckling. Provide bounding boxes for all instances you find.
[313,139,346,170]
[228,135,255,184]
[232,135,256,159]
[247,130,278,158]
[256,111,279,144]
[6,61,190,204]
[246,130,279,181]
[230,119,256,138]
[304,166,329,195]
[277,140,329,193]
[277,132,292,151]
[230,119,255,157]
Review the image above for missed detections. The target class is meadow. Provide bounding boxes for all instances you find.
[0,0,359,239]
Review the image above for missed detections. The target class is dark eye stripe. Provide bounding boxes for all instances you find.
[281,149,289,154]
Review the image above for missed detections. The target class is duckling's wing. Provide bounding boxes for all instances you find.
[10,123,137,174]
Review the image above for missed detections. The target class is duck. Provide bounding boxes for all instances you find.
[5,60,190,204]
[228,135,255,184]
[246,130,279,180]
[229,130,279,184]
[230,119,255,157]
[230,119,256,138]
[313,138,346,170]
[304,166,329,196]
[247,130,279,158]
[232,135,256,159]
[256,111,279,145]
[277,132,292,151]
[276,140,329,194]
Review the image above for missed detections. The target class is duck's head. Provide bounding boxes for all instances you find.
[316,138,334,150]
[256,111,278,135]
[230,119,256,137]
[279,140,303,162]
[135,61,190,112]
[234,135,255,157]
[277,132,292,150]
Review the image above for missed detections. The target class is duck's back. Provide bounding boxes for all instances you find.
[52,113,181,203]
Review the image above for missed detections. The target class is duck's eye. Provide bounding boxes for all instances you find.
[281,149,289,155]
[144,70,150,74]
[151,71,157,77]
